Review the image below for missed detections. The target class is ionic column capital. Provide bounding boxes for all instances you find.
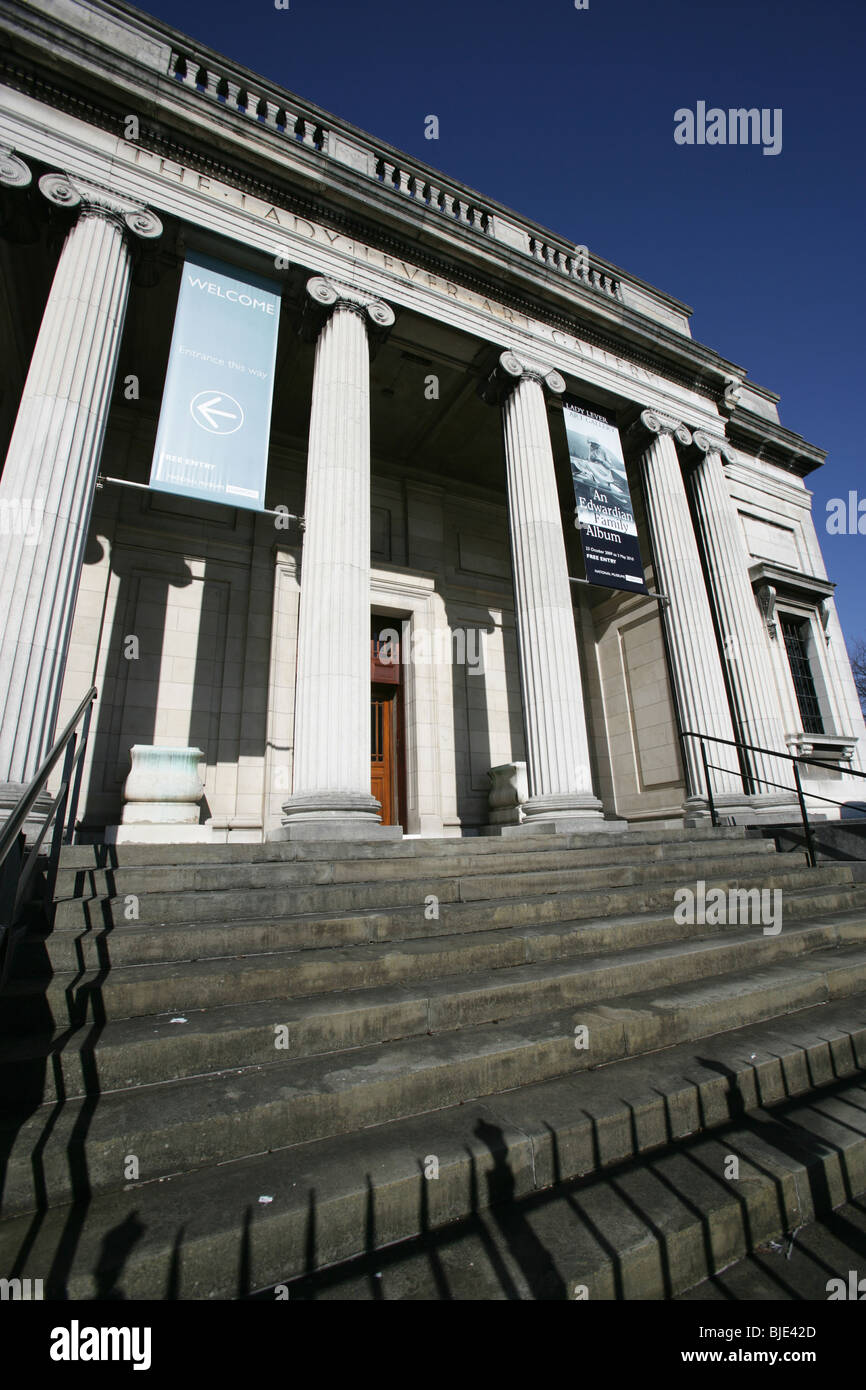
[303,274,395,332]
[629,408,692,450]
[688,428,738,466]
[0,148,32,188]
[37,172,163,241]
[480,348,566,405]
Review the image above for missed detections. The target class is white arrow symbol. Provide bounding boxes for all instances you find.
[190,389,244,435]
[198,396,237,428]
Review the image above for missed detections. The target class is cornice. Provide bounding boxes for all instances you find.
[0,0,829,473]
[0,0,690,314]
[726,406,825,478]
[748,560,835,601]
[0,20,749,407]
[3,98,742,409]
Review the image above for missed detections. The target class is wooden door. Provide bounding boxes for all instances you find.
[371,684,397,825]
[370,622,405,828]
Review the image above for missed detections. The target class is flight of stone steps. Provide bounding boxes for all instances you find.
[1,823,866,1299]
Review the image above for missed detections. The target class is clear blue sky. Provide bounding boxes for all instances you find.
[137,0,864,649]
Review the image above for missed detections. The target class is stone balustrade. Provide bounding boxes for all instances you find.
[166,48,621,303]
[170,51,325,150]
[373,157,491,233]
[527,237,621,299]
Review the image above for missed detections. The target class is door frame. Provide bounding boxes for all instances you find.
[370,678,406,830]
[371,572,448,837]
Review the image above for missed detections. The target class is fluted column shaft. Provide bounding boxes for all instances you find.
[293,303,372,795]
[688,435,792,795]
[0,171,161,790]
[497,352,603,823]
[636,414,742,802]
[280,277,396,835]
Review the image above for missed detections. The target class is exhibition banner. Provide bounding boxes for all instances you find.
[149,253,281,510]
[564,397,647,593]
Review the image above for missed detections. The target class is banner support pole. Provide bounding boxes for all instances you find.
[96,474,300,522]
[568,575,670,607]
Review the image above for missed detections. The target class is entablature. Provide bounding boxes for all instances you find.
[0,0,831,479]
[0,0,750,408]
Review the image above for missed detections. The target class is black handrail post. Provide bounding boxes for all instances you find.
[65,696,92,844]
[47,734,76,909]
[0,832,23,930]
[678,727,864,865]
[0,685,97,990]
[700,739,718,827]
[792,760,818,868]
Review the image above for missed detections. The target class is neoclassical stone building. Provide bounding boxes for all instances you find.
[1,0,863,843]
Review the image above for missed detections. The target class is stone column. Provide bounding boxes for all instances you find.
[276,276,400,840]
[631,410,744,817]
[486,349,604,829]
[685,430,796,806]
[0,168,162,822]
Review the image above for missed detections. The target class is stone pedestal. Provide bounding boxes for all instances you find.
[492,350,604,831]
[275,277,401,842]
[0,167,161,826]
[487,761,528,827]
[107,745,211,844]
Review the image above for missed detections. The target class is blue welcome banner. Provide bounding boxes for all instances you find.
[150,253,281,511]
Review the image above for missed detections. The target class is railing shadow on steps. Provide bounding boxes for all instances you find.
[252,1070,865,1301]
[681,730,866,869]
[0,687,103,1279]
[0,686,97,993]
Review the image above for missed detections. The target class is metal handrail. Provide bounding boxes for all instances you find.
[681,728,866,868]
[0,686,97,988]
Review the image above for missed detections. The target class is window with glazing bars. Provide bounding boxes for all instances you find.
[780,615,824,734]
[371,700,384,762]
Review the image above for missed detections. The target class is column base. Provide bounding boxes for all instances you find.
[742,793,803,824]
[269,821,403,842]
[273,790,402,842]
[684,792,803,827]
[494,792,612,836]
[494,818,628,837]
[0,783,57,845]
[683,792,750,827]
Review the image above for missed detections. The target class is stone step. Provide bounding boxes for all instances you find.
[46,856,853,933]
[271,1081,866,1301]
[3,943,866,1217]
[50,835,777,902]
[54,823,753,871]
[18,867,865,981]
[4,912,863,1102]
[2,997,863,1298]
[8,882,866,1030]
[675,1200,866,1301]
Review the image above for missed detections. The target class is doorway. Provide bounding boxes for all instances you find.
[371,619,406,829]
